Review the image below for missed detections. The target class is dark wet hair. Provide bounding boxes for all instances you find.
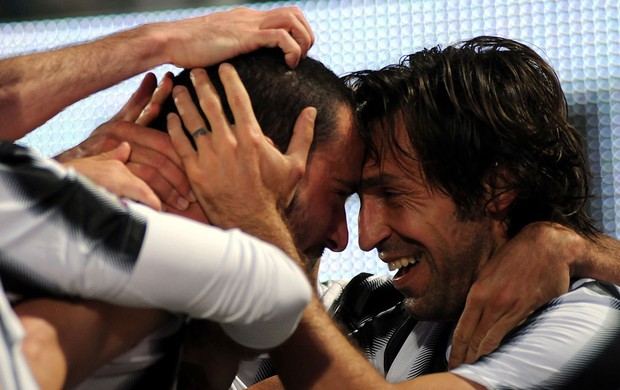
[345,36,597,238]
[150,48,354,155]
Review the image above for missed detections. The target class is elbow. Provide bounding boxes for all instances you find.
[19,315,68,390]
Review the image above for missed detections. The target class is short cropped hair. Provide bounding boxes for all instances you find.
[346,36,598,238]
[150,48,354,155]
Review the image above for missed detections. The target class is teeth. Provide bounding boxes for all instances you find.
[387,256,419,271]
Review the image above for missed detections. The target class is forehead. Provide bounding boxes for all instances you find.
[309,106,364,187]
[364,115,414,170]
[360,117,429,190]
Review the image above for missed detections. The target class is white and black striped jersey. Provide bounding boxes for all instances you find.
[234,273,620,389]
[0,140,311,348]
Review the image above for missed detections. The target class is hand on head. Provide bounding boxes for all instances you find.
[167,64,315,229]
[449,222,575,368]
[56,72,195,212]
[160,6,315,69]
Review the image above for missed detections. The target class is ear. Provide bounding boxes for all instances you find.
[485,168,517,215]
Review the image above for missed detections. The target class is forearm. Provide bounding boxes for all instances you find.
[269,297,392,390]
[574,233,620,283]
[0,24,166,140]
[15,299,169,389]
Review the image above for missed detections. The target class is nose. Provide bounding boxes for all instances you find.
[358,195,390,252]
[326,205,349,252]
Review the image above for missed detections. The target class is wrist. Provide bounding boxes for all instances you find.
[542,221,587,278]
[119,22,171,70]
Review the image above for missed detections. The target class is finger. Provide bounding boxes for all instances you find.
[449,298,483,369]
[93,121,185,173]
[463,307,506,364]
[125,143,191,207]
[118,171,163,211]
[136,72,175,126]
[126,162,185,211]
[167,113,198,169]
[252,29,304,68]
[218,63,261,140]
[261,7,314,59]
[285,107,315,177]
[475,311,529,362]
[288,6,315,49]
[97,141,131,163]
[172,85,211,151]
[112,73,157,122]
[189,68,231,141]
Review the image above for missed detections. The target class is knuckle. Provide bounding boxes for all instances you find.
[465,286,487,306]
[148,153,168,169]
[202,95,221,114]
[99,137,121,153]
[451,329,469,345]
[290,160,306,181]
[469,334,484,351]
[491,291,515,311]
[128,163,156,182]
[479,335,501,354]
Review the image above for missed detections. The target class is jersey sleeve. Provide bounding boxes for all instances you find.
[451,280,620,389]
[0,142,311,349]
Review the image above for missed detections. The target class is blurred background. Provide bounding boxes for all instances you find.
[1,0,619,282]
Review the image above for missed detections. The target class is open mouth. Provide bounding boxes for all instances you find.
[387,255,420,277]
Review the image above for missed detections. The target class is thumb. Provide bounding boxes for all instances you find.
[97,142,132,163]
[286,107,316,174]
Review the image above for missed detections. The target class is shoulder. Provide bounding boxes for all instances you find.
[452,278,620,389]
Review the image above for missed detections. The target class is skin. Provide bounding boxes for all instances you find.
[167,68,364,264]
[247,115,620,389]
[285,106,363,263]
[15,62,363,390]
[0,6,314,142]
[359,157,497,321]
[167,64,364,388]
[247,123,507,390]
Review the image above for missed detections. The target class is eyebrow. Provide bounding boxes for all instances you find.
[359,172,401,191]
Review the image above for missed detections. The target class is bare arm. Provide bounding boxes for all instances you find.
[14,299,170,389]
[265,298,481,390]
[575,232,620,282]
[0,6,314,141]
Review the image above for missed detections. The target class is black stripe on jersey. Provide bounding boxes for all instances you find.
[0,251,65,300]
[0,142,146,274]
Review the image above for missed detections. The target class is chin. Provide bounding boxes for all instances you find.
[402,297,461,322]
